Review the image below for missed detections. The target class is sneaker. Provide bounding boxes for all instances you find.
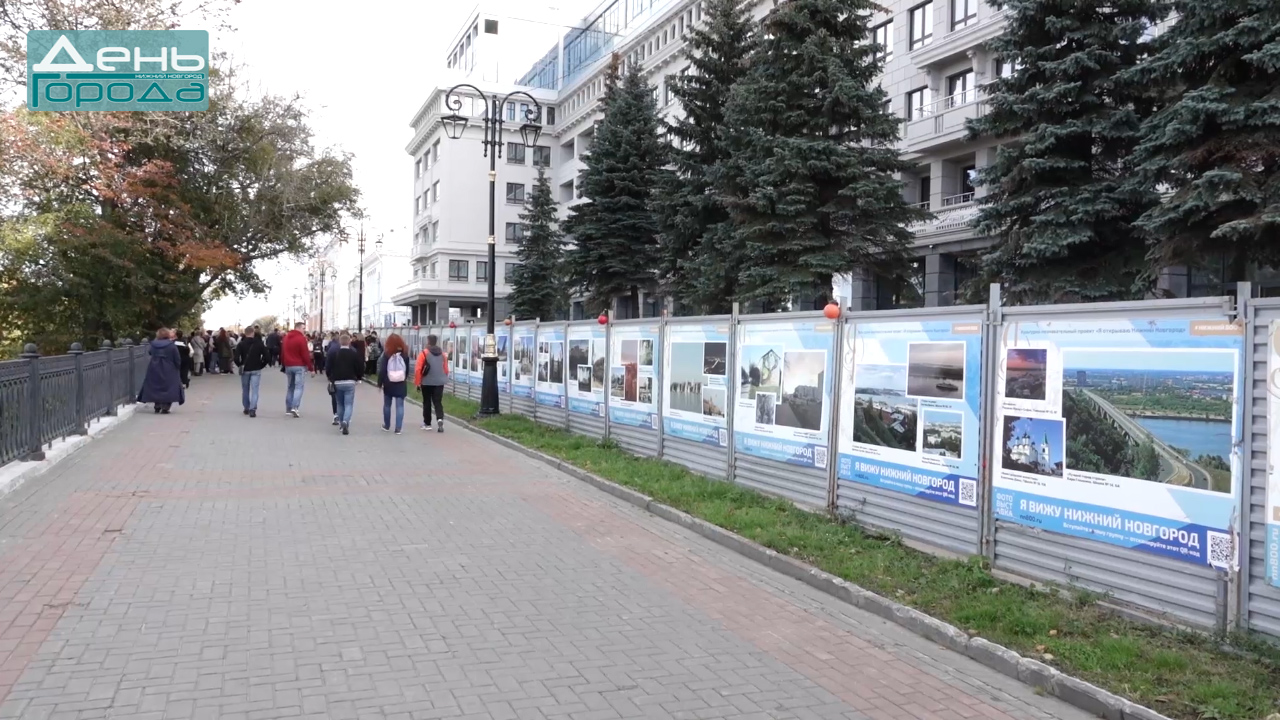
[421,423,429,430]
[395,430,403,435]
[437,420,444,433]
[290,409,300,418]
[332,415,339,426]
[381,425,389,433]
[243,408,249,415]
[249,409,256,418]
[341,423,349,436]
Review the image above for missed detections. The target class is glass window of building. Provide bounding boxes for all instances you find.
[947,70,973,106]
[952,0,976,29]
[906,87,932,120]
[909,2,933,49]
[476,261,488,282]
[872,21,893,62]
[448,260,468,281]
[505,183,525,204]
[507,142,526,164]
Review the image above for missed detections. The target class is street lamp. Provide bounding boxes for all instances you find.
[310,261,338,332]
[441,83,542,417]
[342,224,386,334]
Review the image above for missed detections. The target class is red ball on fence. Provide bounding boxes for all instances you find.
[823,303,841,320]
[597,313,608,325]
[449,322,456,329]
[504,317,512,326]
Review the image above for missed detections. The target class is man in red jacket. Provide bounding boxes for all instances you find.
[280,322,314,417]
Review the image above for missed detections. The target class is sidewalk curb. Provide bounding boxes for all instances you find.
[445,408,1173,720]
[0,404,138,500]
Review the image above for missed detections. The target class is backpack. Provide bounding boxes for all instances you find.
[387,353,407,382]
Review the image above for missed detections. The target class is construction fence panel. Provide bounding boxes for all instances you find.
[1242,297,1280,638]
[606,319,663,458]
[498,323,514,414]
[565,320,607,440]
[989,296,1241,630]
[533,322,569,430]
[510,322,538,420]
[660,317,732,479]
[835,304,988,556]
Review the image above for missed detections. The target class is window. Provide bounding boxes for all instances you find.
[431,221,439,243]
[431,139,440,162]
[519,102,530,121]
[882,99,893,117]
[662,80,671,106]
[906,87,932,120]
[533,146,552,167]
[946,70,973,106]
[505,183,525,204]
[476,261,488,282]
[952,0,976,30]
[909,2,933,50]
[415,195,421,214]
[919,175,931,206]
[961,165,977,196]
[505,222,528,243]
[432,181,440,203]
[872,21,893,62]
[430,260,437,278]
[415,158,422,177]
[484,18,498,33]
[505,262,517,281]
[448,260,468,281]
[507,142,527,164]
[994,57,1018,79]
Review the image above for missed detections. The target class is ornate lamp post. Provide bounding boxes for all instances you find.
[310,262,338,332]
[440,84,542,417]
[342,224,385,334]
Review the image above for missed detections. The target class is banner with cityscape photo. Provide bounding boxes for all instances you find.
[837,320,983,507]
[991,318,1243,569]
[662,323,730,447]
[454,326,469,384]
[535,326,566,408]
[609,324,661,430]
[511,327,536,398]
[497,329,510,393]
[734,320,836,469]
[1266,322,1280,587]
[468,329,484,387]
[567,325,607,416]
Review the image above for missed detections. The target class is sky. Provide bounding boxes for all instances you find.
[1059,348,1237,374]
[202,0,589,328]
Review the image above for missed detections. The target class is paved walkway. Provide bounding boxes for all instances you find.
[0,371,1093,720]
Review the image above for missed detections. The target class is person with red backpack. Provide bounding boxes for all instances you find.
[376,333,411,434]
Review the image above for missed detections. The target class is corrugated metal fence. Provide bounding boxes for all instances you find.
[366,285,1280,639]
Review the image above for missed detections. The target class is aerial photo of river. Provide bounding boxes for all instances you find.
[1135,417,1232,462]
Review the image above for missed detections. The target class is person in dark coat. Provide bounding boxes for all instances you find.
[376,333,410,434]
[137,328,184,413]
[173,330,193,388]
[215,329,234,374]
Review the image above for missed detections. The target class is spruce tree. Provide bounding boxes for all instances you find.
[653,0,753,314]
[1127,0,1280,280]
[565,56,668,316]
[509,168,566,321]
[967,0,1167,303]
[719,0,923,308]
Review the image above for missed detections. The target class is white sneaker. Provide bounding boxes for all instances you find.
[290,409,300,418]
[421,423,429,430]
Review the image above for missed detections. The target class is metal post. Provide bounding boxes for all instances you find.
[603,312,612,441]
[480,98,501,417]
[1229,280,1251,631]
[656,304,669,458]
[102,340,117,415]
[22,343,44,461]
[70,342,87,435]
[122,339,136,403]
[825,315,847,514]
[979,284,1002,560]
[726,302,740,483]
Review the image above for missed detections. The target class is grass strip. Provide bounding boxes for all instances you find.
[426,391,1278,720]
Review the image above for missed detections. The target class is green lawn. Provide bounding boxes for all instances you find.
[426,392,1279,720]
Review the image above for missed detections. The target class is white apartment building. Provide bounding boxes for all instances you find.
[397,0,1014,319]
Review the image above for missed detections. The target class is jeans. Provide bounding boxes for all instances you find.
[334,381,356,426]
[383,394,405,432]
[421,385,444,424]
[240,370,261,411]
[285,367,306,411]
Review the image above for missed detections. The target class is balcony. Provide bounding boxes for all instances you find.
[410,242,435,260]
[910,8,1007,69]
[942,191,974,207]
[903,89,987,154]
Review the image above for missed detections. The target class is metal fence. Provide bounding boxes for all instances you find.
[0,340,149,468]
[366,284,1280,640]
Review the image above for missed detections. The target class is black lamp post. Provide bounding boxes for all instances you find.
[342,225,384,334]
[440,84,542,417]
[310,262,337,332]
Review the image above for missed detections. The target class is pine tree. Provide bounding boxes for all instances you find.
[719,0,923,308]
[565,56,669,316]
[509,167,566,321]
[653,0,754,315]
[1127,0,1280,281]
[967,0,1167,303]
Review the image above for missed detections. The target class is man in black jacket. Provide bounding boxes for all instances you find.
[234,327,270,417]
[265,328,283,367]
[326,332,362,435]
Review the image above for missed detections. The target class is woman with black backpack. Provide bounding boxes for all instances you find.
[376,333,410,435]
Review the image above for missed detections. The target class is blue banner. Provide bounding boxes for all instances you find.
[535,326,566,408]
[511,327,536,398]
[662,323,730,447]
[610,324,661,430]
[567,325,606,417]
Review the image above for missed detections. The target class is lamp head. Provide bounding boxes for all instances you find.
[441,113,468,140]
[519,122,541,148]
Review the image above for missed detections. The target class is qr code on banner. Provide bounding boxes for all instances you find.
[995,492,1013,518]
[959,479,977,507]
[1206,531,1234,570]
[717,428,728,446]
[814,446,828,469]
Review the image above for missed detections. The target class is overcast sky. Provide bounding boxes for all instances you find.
[203,0,587,328]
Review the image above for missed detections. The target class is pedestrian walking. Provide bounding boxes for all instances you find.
[215,328,233,374]
[311,333,327,375]
[414,333,449,432]
[189,330,206,376]
[280,322,313,417]
[351,333,367,376]
[265,328,282,367]
[173,330,192,388]
[366,331,382,376]
[234,327,269,417]
[137,328,184,414]
[326,332,362,435]
[377,333,410,434]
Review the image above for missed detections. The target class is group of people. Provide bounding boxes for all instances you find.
[136,323,450,436]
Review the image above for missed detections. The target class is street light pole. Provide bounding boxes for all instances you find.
[440,84,543,417]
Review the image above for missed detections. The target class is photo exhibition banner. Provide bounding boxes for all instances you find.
[511,326,536,399]
[535,326,566,408]
[468,329,484,388]
[1267,322,1280,587]
[454,326,470,385]
[992,318,1244,569]
[663,322,730,447]
[610,324,661,430]
[567,325,607,417]
[734,320,836,469]
[497,328,510,393]
[837,320,983,507]
[444,327,460,385]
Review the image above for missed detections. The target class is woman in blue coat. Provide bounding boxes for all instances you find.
[137,328,185,413]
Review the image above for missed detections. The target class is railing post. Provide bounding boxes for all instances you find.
[70,342,87,435]
[22,343,45,462]
[122,338,137,402]
[102,339,117,415]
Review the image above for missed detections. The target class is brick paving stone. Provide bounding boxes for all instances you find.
[0,371,1095,720]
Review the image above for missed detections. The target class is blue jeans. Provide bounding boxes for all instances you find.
[240,370,261,411]
[285,367,306,411]
[383,394,405,432]
[334,381,356,426]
